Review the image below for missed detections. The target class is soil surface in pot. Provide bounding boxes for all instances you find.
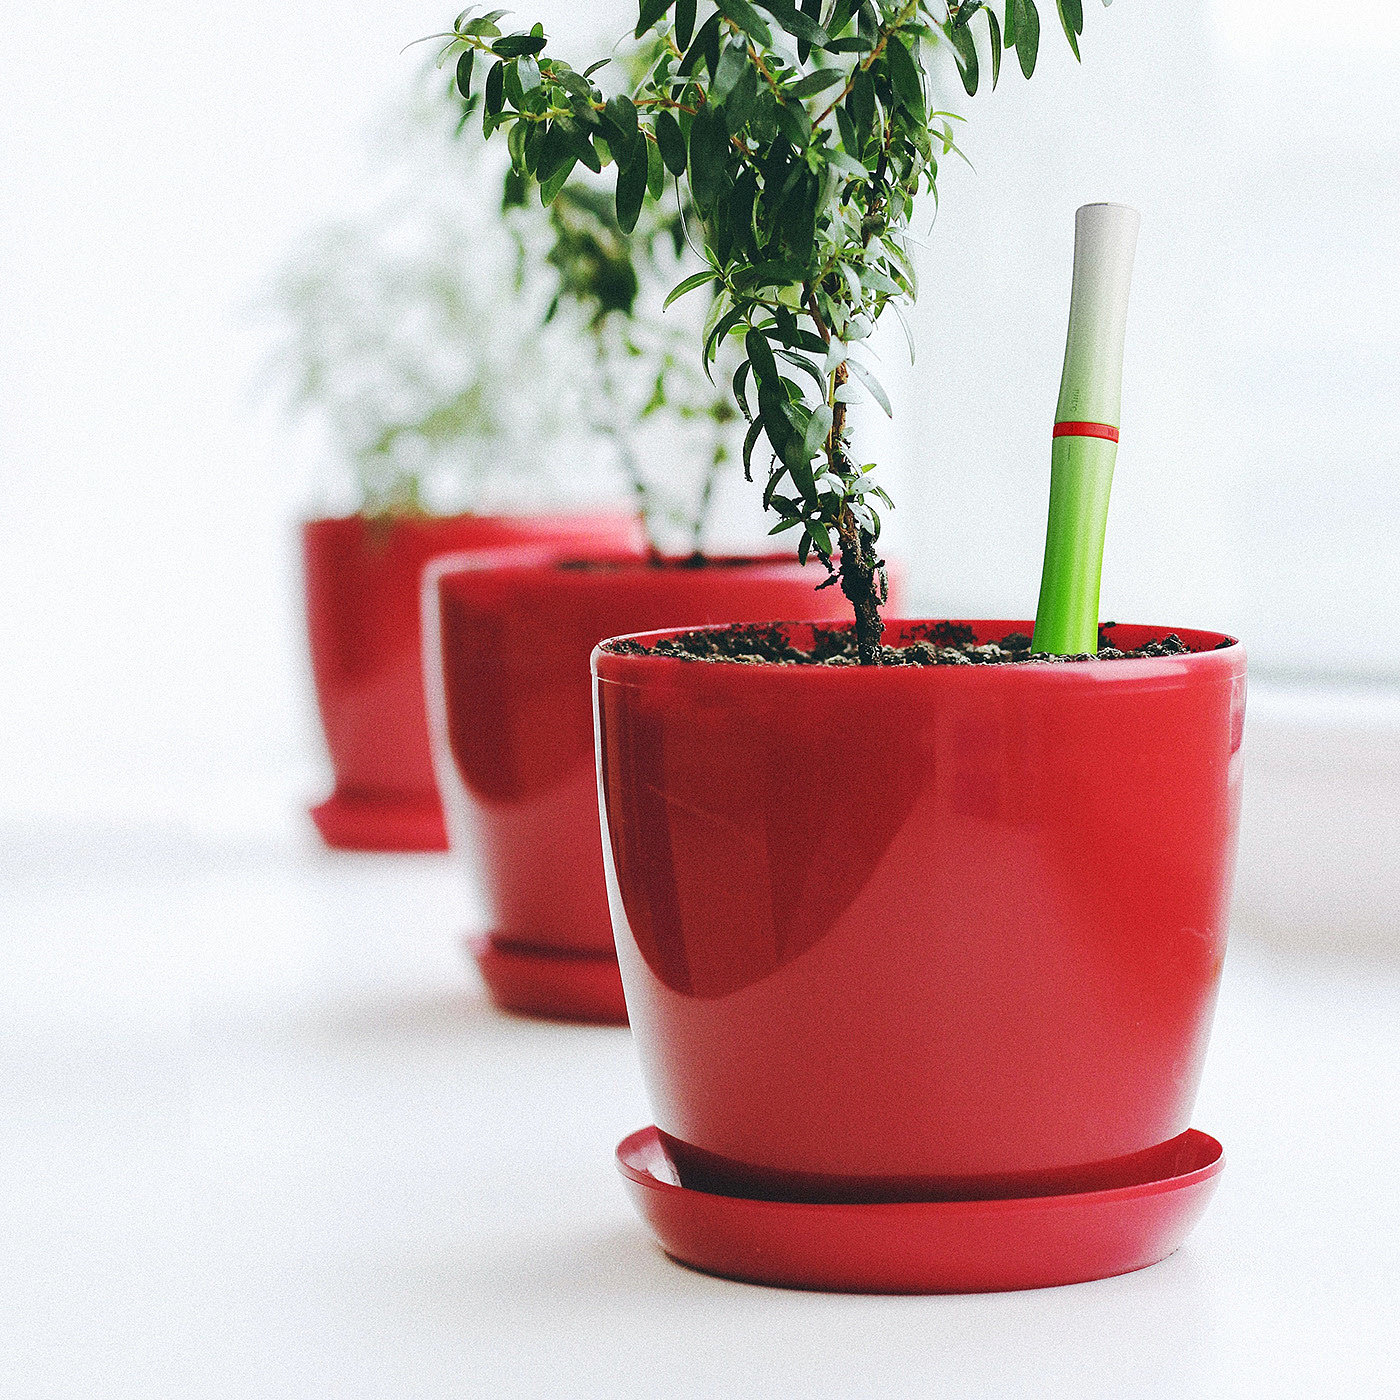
[603,622,1220,666]
[556,555,771,572]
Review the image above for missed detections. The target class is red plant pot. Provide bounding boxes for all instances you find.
[429,555,856,1023]
[303,511,639,852]
[594,620,1246,1201]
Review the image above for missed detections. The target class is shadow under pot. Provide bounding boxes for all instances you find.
[303,511,639,852]
[428,553,853,1023]
[594,619,1247,1289]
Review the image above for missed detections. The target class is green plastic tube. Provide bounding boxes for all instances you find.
[1032,203,1140,656]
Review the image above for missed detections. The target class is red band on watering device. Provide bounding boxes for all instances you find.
[1053,421,1120,443]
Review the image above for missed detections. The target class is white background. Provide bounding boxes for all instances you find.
[2,4,1399,1396]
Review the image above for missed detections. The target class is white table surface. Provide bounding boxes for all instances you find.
[3,823,1398,1399]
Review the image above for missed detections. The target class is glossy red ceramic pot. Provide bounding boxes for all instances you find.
[304,511,639,851]
[594,620,1246,1200]
[429,554,854,1022]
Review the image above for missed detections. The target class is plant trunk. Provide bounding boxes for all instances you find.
[836,513,884,664]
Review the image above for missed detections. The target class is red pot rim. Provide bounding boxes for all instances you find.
[430,550,822,594]
[301,507,637,530]
[593,619,1243,686]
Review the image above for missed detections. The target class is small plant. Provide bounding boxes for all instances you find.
[433,1,1108,660]
[271,75,740,542]
[504,172,740,554]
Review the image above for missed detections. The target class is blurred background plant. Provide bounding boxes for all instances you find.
[268,61,739,552]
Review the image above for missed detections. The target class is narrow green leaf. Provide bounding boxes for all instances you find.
[455,48,475,101]
[732,359,753,419]
[502,58,525,109]
[753,1,829,48]
[724,62,760,133]
[846,357,892,416]
[802,403,833,460]
[635,0,673,39]
[797,0,822,61]
[485,60,505,115]
[664,270,719,310]
[717,0,773,45]
[848,66,875,142]
[785,68,844,100]
[713,40,749,100]
[539,157,576,205]
[571,128,602,172]
[885,34,925,116]
[986,6,1002,88]
[583,57,611,78]
[687,106,730,210]
[554,68,593,101]
[948,22,979,97]
[1056,0,1082,59]
[492,32,547,57]
[603,94,638,147]
[680,11,723,76]
[616,139,647,233]
[745,328,779,387]
[653,109,687,174]
[646,133,665,197]
[834,102,859,155]
[743,417,766,480]
[675,0,698,49]
[776,98,812,150]
[776,347,827,397]
[704,303,749,371]
[1014,0,1040,79]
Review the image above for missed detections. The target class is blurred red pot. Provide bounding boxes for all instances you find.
[428,553,856,1023]
[303,511,639,851]
[594,620,1246,1200]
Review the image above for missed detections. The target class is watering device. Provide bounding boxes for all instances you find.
[1032,202,1141,655]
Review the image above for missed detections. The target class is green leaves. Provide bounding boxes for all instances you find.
[664,269,719,309]
[885,34,924,118]
[754,1,829,48]
[616,137,648,233]
[675,0,698,49]
[491,32,546,58]
[484,60,504,117]
[687,106,729,210]
[947,23,978,97]
[680,11,723,78]
[635,0,673,39]
[1056,0,1083,60]
[653,109,687,176]
[717,0,773,46]
[432,0,1114,628]
[1007,0,1041,79]
[602,94,639,151]
[785,67,844,99]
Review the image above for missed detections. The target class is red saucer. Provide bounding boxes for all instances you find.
[469,935,629,1025]
[310,792,448,852]
[617,1126,1223,1294]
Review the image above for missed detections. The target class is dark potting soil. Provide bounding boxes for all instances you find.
[602,621,1214,667]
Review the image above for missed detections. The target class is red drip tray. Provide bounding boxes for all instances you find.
[468,935,629,1026]
[617,1124,1223,1294]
